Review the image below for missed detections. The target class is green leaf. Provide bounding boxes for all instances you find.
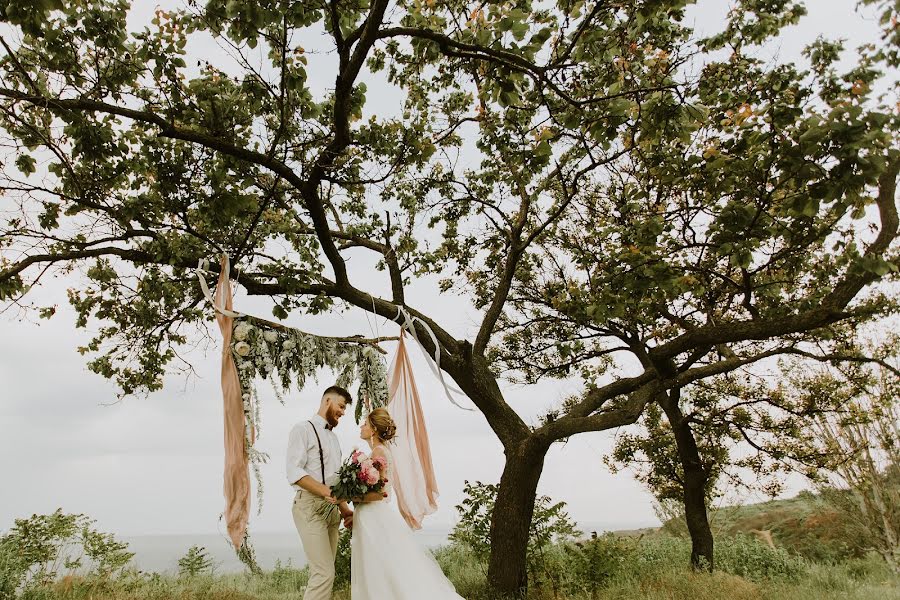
[15,153,36,175]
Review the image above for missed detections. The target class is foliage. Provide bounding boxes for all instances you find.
[234,533,261,576]
[1,0,898,588]
[714,534,807,581]
[269,559,307,594]
[334,528,352,588]
[657,490,900,563]
[449,480,578,580]
[563,532,636,596]
[608,401,724,503]
[798,349,900,572]
[177,545,215,578]
[608,332,900,570]
[0,509,133,596]
[230,317,389,424]
[818,466,900,568]
[4,534,897,600]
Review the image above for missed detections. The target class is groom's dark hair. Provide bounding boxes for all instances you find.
[323,385,353,405]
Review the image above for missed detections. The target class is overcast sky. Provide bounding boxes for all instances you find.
[0,1,888,538]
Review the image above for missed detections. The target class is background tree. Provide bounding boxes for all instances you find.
[0,0,898,594]
[608,328,900,569]
[801,342,900,572]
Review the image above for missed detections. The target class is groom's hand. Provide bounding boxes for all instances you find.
[296,476,334,501]
[342,514,353,530]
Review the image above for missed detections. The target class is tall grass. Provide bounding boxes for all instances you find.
[12,534,896,600]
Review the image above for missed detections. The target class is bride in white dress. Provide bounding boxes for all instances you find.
[350,407,465,599]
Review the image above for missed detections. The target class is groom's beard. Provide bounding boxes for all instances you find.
[325,407,340,429]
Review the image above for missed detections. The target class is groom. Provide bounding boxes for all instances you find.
[286,385,354,600]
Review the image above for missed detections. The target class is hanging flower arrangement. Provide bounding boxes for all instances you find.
[228,315,389,508]
[230,316,388,414]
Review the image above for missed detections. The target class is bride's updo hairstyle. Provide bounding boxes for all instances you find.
[367,407,397,443]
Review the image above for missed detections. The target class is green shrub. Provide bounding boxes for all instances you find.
[178,545,215,577]
[563,532,637,596]
[334,528,352,586]
[449,480,578,592]
[0,534,27,600]
[0,509,133,596]
[715,534,807,581]
[269,559,307,593]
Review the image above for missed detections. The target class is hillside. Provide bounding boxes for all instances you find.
[662,492,855,562]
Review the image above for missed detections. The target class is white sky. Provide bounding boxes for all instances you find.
[0,0,888,538]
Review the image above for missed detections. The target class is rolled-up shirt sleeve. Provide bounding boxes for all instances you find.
[286,424,311,487]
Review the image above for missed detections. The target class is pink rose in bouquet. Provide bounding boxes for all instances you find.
[365,467,380,485]
[318,449,388,519]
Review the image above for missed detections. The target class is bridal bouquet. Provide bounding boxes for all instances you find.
[317,449,388,519]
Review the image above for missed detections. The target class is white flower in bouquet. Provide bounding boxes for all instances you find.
[233,322,253,341]
[263,330,279,343]
[282,339,296,350]
[234,341,252,357]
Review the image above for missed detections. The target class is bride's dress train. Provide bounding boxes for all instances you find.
[350,446,464,599]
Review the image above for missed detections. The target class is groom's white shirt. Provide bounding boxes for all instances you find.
[286,414,342,490]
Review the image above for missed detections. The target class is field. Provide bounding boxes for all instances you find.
[13,535,898,600]
[5,493,898,599]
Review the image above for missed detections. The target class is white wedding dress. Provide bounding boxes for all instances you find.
[351,445,464,599]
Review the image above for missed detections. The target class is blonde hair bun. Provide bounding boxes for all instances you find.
[368,407,397,442]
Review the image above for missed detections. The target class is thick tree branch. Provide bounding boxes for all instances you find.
[649,158,900,362]
[299,0,391,286]
[535,381,662,443]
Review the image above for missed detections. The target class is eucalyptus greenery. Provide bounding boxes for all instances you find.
[227,314,388,512]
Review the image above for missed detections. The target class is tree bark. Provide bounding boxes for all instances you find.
[487,441,546,597]
[659,391,715,571]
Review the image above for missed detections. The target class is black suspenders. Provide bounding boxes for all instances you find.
[307,420,327,484]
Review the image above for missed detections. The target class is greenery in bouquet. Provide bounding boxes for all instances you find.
[318,449,389,519]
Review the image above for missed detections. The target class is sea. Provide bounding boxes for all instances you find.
[121,521,655,574]
[121,528,451,574]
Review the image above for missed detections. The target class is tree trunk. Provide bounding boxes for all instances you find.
[660,393,714,571]
[680,447,714,571]
[487,442,546,598]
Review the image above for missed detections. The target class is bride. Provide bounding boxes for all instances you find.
[350,407,465,599]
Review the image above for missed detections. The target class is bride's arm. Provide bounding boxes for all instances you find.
[354,491,388,503]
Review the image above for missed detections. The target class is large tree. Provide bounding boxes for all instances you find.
[0,0,897,594]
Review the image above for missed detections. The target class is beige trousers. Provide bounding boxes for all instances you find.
[292,490,341,600]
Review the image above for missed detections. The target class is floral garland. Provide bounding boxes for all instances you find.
[229,316,390,511]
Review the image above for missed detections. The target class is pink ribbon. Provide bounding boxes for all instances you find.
[387,333,439,529]
[214,256,252,549]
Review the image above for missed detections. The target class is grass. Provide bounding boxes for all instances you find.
[14,534,898,600]
[662,491,862,562]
